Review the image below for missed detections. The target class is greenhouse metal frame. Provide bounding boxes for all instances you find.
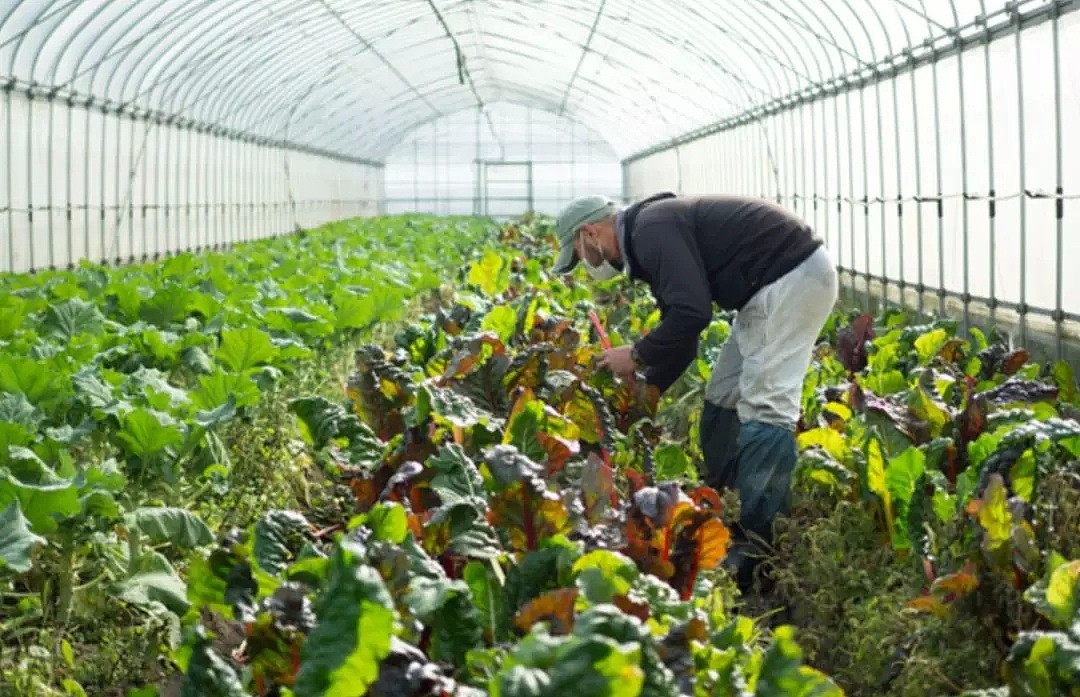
[1,0,1078,359]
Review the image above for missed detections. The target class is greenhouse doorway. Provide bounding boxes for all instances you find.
[479,161,534,219]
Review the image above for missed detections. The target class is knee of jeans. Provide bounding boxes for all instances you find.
[735,422,798,507]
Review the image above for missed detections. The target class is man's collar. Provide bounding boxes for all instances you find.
[615,207,632,277]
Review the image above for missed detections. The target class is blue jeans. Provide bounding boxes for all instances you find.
[699,247,837,586]
[700,404,796,545]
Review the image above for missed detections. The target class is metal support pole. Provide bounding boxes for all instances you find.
[984,14,998,330]
[1053,6,1065,360]
[4,85,11,273]
[26,87,35,272]
[1015,11,1028,348]
[46,92,55,269]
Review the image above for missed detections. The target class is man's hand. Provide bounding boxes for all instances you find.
[598,346,636,375]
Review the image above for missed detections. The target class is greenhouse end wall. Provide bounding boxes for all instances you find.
[1,88,384,274]
[624,4,1080,363]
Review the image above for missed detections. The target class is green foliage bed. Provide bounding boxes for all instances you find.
[1,214,1077,697]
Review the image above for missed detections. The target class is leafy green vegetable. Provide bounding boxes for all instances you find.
[0,501,45,572]
[292,542,396,697]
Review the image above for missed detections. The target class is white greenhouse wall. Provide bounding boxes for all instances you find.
[0,90,383,274]
[625,9,1080,358]
[384,103,622,219]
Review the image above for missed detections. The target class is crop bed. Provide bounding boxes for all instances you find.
[1,215,1078,697]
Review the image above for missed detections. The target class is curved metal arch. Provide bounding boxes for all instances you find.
[82,1,178,102]
[24,0,81,83]
[172,3,444,131]
[359,73,621,153]
[285,64,625,159]
[44,0,150,89]
[153,3,323,124]
[711,1,822,94]
[685,3,803,99]
[483,0,801,106]
[219,22,730,156]
[466,37,721,138]
[193,29,442,139]
[121,1,287,116]
[103,0,298,111]
[0,0,1021,164]
[479,27,747,121]
[4,0,62,79]
[174,14,367,129]
[690,0,827,91]
[379,99,621,164]
[54,0,198,95]
[604,6,799,100]
[113,0,270,110]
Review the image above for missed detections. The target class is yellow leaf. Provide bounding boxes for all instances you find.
[797,427,849,461]
[977,474,1012,553]
[867,437,894,544]
[824,402,853,422]
[1045,560,1080,623]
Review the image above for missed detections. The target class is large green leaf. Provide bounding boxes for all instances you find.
[0,469,80,534]
[466,559,511,643]
[0,393,37,454]
[116,570,190,615]
[126,368,190,410]
[72,368,124,414]
[425,501,502,559]
[334,294,379,332]
[976,474,1013,564]
[193,369,261,410]
[216,327,278,372]
[116,408,184,461]
[884,447,926,551]
[429,443,486,505]
[652,444,696,482]
[0,501,45,573]
[253,509,315,576]
[41,297,106,341]
[573,550,639,605]
[405,575,485,667]
[493,625,646,697]
[289,396,384,466]
[126,507,214,549]
[140,285,194,327]
[293,542,396,697]
[0,356,67,406]
[0,295,27,339]
[1025,554,1080,628]
[355,502,409,545]
[179,626,246,697]
[0,391,36,426]
[181,345,214,374]
[416,382,499,431]
[754,625,844,696]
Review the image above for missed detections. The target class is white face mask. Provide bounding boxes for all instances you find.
[581,241,620,281]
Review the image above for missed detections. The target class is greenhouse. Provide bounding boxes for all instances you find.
[1,1,1079,695]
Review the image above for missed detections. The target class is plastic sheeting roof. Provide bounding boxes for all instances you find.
[0,0,1032,162]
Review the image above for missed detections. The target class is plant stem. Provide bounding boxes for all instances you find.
[55,531,76,626]
[128,529,143,577]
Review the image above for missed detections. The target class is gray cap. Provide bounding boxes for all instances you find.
[552,195,616,274]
